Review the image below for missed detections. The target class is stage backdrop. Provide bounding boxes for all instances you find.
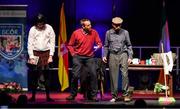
[0,5,28,90]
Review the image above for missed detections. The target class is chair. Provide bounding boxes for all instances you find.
[80,58,107,100]
[95,58,107,99]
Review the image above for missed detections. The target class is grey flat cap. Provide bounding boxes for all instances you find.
[112,17,123,24]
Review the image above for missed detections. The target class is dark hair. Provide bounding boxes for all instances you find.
[134,98,147,108]
[16,94,28,107]
[35,13,46,25]
[80,18,90,26]
[0,91,14,106]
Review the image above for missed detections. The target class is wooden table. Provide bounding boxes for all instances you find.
[129,64,164,70]
[128,64,173,97]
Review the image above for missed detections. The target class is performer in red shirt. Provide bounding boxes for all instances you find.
[66,19,102,101]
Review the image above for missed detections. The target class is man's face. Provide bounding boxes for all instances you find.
[83,21,92,33]
[112,23,121,30]
[36,22,45,30]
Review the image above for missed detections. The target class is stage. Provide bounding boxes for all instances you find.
[6,91,180,108]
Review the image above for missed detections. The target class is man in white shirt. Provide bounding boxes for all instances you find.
[27,14,55,102]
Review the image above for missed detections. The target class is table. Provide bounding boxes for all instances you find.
[128,64,173,97]
[129,64,164,70]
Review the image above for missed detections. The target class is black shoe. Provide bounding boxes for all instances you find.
[29,97,35,102]
[47,98,54,102]
[66,95,75,100]
[89,96,99,102]
[116,96,123,101]
[84,93,91,100]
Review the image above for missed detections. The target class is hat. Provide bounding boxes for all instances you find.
[112,17,123,24]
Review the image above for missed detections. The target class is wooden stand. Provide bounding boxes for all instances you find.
[128,64,173,96]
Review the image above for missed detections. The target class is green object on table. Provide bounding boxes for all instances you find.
[154,83,168,93]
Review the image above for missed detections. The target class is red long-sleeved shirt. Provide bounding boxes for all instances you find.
[68,28,102,57]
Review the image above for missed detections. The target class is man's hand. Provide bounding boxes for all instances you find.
[94,48,98,52]
[48,55,53,63]
[128,58,132,64]
[28,58,36,65]
[94,46,99,52]
[102,57,107,63]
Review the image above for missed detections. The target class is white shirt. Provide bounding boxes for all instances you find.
[28,24,55,59]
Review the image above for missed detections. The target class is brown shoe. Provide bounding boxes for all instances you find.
[124,96,132,102]
[89,96,99,102]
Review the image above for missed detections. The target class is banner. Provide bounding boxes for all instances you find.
[58,3,69,91]
[158,1,173,84]
[0,5,28,90]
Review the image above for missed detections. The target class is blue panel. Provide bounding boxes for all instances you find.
[94,24,109,42]
[76,0,112,22]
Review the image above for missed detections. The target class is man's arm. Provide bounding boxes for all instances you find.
[48,26,56,63]
[27,27,36,64]
[49,26,56,57]
[103,31,109,58]
[125,31,133,59]
[27,27,35,59]
[102,31,109,63]
[67,32,76,56]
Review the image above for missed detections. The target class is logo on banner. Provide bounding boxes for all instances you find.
[0,24,24,60]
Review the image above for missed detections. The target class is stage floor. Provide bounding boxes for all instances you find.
[6,91,180,108]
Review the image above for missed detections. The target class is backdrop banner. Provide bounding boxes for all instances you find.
[0,5,28,90]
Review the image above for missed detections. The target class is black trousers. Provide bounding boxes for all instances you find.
[28,64,51,99]
[70,55,98,98]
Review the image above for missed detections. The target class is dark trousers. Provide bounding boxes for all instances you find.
[70,55,98,98]
[28,64,51,99]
